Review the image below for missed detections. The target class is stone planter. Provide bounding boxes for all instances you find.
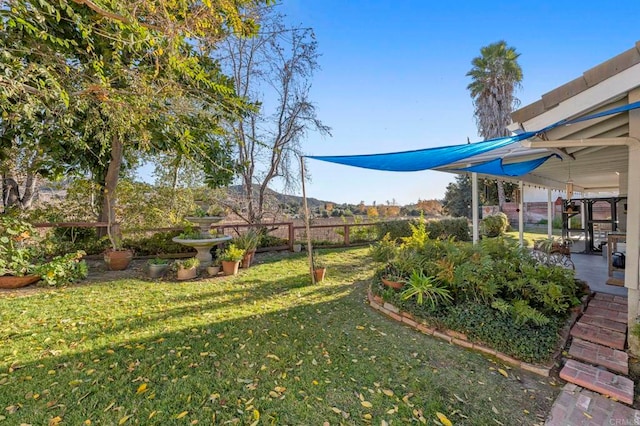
[148,263,169,279]
[293,244,302,253]
[222,260,240,276]
[207,265,221,276]
[177,267,198,281]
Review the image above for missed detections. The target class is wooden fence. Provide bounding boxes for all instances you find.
[32,220,383,256]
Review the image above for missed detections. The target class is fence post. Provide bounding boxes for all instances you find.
[344,225,350,246]
[288,222,295,251]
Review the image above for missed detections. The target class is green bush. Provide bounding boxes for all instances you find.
[122,230,195,256]
[426,218,471,241]
[369,233,397,263]
[376,218,471,242]
[43,227,110,256]
[375,220,412,241]
[552,216,563,229]
[373,234,580,363]
[35,251,88,287]
[441,304,562,363]
[480,212,509,237]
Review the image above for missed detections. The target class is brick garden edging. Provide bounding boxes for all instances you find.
[367,286,589,377]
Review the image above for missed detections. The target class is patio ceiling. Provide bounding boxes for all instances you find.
[501,42,640,194]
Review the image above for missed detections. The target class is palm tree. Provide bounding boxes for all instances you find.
[467,41,523,210]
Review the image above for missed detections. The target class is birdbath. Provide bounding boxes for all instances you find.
[172,216,231,267]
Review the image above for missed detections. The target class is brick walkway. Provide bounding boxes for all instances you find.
[547,384,639,426]
[546,292,638,424]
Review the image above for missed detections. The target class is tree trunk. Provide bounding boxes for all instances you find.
[496,180,506,211]
[2,177,22,210]
[98,135,124,238]
[20,172,37,210]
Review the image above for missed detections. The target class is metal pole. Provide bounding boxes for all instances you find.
[547,188,553,238]
[518,181,524,247]
[472,172,479,244]
[300,156,315,284]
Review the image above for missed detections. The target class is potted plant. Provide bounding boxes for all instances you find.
[0,216,42,288]
[312,251,327,282]
[379,264,405,290]
[234,229,260,268]
[103,190,133,270]
[175,257,200,280]
[207,258,221,276]
[219,244,245,276]
[0,216,88,289]
[148,258,170,279]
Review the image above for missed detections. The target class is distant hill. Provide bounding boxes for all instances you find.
[227,185,331,210]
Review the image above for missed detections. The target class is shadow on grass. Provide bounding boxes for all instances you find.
[0,279,557,426]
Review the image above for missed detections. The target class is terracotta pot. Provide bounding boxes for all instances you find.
[177,267,197,280]
[313,267,326,282]
[0,274,40,289]
[381,277,404,290]
[104,249,133,271]
[222,260,240,276]
[241,251,255,269]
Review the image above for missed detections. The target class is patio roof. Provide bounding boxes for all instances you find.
[507,41,640,193]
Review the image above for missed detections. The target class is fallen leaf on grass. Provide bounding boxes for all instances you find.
[266,354,280,361]
[176,411,189,419]
[498,368,508,378]
[382,389,394,397]
[436,412,452,426]
[48,416,63,426]
[136,383,148,395]
[118,415,131,425]
[360,401,372,408]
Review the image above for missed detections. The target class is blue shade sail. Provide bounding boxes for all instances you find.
[305,101,640,173]
[455,155,556,177]
[306,132,535,172]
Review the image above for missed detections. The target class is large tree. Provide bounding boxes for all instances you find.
[467,40,523,210]
[217,7,330,224]
[0,0,266,226]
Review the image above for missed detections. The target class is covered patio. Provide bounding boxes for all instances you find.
[508,41,640,353]
[309,41,640,354]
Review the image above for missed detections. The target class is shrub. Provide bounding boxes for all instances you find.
[122,230,194,256]
[480,212,509,237]
[375,220,412,241]
[369,233,397,263]
[401,271,452,308]
[425,218,471,241]
[441,304,562,363]
[35,251,88,287]
[371,235,580,363]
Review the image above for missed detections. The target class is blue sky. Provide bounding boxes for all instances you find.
[272,0,640,205]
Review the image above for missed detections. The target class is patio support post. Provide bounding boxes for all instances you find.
[547,188,553,238]
[472,172,479,244]
[627,89,640,354]
[518,181,524,247]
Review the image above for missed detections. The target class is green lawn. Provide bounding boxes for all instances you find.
[0,248,558,425]
[505,225,562,248]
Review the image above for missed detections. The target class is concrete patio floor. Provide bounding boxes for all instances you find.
[571,253,627,297]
